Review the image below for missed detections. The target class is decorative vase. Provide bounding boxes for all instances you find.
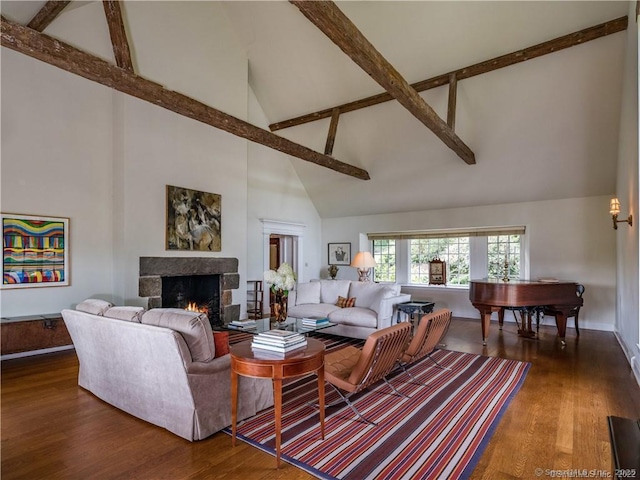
[328,264,339,280]
[273,290,288,326]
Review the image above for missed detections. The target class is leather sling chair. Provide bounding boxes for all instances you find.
[323,322,412,426]
[393,309,452,386]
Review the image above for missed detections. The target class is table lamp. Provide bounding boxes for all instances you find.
[351,251,377,282]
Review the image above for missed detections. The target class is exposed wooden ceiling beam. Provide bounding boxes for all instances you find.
[447,73,457,131]
[102,1,133,71]
[324,108,340,156]
[290,0,475,165]
[0,17,369,181]
[26,1,70,32]
[270,15,628,133]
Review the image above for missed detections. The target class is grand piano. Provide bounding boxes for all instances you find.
[469,279,583,345]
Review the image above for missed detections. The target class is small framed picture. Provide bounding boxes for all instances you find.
[328,243,351,265]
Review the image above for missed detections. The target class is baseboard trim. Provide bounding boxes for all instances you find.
[1,344,74,361]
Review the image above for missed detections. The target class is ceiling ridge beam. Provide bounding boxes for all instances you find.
[0,17,370,181]
[290,0,475,165]
[269,15,628,133]
[26,1,70,32]
[102,1,134,72]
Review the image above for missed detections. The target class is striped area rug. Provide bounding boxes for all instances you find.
[227,333,530,480]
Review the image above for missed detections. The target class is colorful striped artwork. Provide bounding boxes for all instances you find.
[2,214,69,288]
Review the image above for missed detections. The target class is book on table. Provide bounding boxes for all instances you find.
[228,323,256,330]
[253,332,306,346]
[227,319,257,330]
[251,344,307,359]
[252,334,305,347]
[251,339,307,354]
[258,329,298,339]
[302,316,329,326]
[252,331,307,352]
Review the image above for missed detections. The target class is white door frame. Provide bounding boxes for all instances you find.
[260,219,306,283]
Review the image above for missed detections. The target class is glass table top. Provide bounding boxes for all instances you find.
[221,317,335,335]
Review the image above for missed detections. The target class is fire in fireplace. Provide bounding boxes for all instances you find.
[161,274,221,326]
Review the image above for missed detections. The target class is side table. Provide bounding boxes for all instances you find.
[230,338,326,469]
[395,301,436,324]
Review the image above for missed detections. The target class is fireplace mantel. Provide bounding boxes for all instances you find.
[138,257,240,324]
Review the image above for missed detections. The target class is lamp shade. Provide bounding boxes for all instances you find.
[351,251,377,269]
[610,198,621,215]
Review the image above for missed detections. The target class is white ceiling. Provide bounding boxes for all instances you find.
[223,1,630,217]
[1,1,631,218]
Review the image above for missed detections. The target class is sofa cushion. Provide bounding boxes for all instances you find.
[289,303,341,319]
[296,282,321,305]
[320,280,351,305]
[328,307,378,328]
[104,306,145,323]
[383,283,401,295]
[349,282,393,309]
[75,298,113,316]
[336,296,356,308]
[141,308,215,362]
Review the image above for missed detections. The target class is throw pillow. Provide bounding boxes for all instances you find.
[296,282,321,305]
[141,308,215,362]
[336,296,356,308]
[103,306,145,323]
[75,298,113,316]
[213,331,229,358]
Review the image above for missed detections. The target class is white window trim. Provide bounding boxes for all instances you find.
[371,234,528,289]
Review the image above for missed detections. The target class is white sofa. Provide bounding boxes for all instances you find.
[287,280,411,338]
[62,300,273,441]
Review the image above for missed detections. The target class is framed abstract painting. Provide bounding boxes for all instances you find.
[166,185,221,251]
[2,213,70,288]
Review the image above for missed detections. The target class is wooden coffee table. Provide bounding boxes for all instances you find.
[230,338,325,469]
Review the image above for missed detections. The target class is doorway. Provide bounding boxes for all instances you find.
[261,219,306,316]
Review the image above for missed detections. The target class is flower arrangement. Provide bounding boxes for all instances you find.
[263,263,296,294]
[264,263,296,324]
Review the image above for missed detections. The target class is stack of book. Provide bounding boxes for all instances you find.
[251,330,307,356]
[227,319,257,330]
[301,316,330,327]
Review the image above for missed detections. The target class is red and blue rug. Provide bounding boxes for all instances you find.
[226,333,530,480]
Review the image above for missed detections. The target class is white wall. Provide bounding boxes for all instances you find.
[246,87,322,311]
[117,2,249,309]
[614,2,640,384]
[0,2,254,317]
[323,195,616,332]
[1,41,114,316]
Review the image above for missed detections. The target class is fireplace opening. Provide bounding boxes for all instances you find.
[161,275,221,327]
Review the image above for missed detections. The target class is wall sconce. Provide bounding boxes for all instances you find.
[609,197,633,230]
[351,251,377,282]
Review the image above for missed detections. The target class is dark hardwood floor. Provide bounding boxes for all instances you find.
[2,317,639,479]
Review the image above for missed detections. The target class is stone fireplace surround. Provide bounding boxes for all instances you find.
[138,257,240,325]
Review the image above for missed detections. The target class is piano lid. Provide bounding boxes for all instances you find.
[469,278,582,307]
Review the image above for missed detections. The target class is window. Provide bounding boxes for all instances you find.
[373,239,395,282]
[367,226,525,287]
[487,235,521,280]
[410,237,470,285]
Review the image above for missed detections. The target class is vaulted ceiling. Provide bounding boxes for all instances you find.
[224,1,630,218]
[1,1,631,218]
